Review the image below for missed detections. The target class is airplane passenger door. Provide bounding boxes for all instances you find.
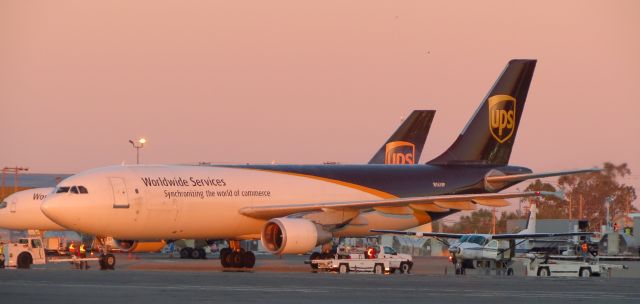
[9,201,16,213]
[109,177,130,208]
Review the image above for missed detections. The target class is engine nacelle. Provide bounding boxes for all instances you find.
[113,239,166,253]
[260,218,332,255]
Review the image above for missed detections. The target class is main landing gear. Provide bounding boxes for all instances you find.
[179,247,207,259]
[95,237,116,270]
[220,240,255,269]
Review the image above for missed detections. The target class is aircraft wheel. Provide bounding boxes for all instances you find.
[242,251,256,268]
[190,248,202,259]
[179,247,192,259]
[399,262,411,274]
[309,252,320,269]
[537,267,550,277]
[373,263,384,275]
[220,249,231,268]
[197,248,207,259]
[338,263,349,274]
[230,252,243,268]
[507,268,514,276]
[579,267,591,277]
[17,252,32,269]
[99,254,116,270]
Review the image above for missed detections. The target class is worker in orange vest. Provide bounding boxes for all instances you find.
[581,241,589,261]
[79,244,87,258]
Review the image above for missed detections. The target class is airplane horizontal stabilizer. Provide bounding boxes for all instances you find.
[485,168,600,184]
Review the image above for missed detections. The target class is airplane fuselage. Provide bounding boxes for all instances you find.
[41,163,531,240]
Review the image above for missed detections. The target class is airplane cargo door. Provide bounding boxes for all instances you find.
[110,177,130,208]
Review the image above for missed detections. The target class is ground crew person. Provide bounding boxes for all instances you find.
[0,241,5,268]
[79,244,87,258]
[581,241,589,261]
[69,243,76,255]
[78,243,89,270]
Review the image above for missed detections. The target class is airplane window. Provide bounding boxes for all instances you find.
[56,186,70,193]
[0,201,6,208]
[19,239,29,244]
[78,186,88,194]
[70,186,79,194]
[486,240,498,248]
[459,235,470,243]
[468,235,487,245]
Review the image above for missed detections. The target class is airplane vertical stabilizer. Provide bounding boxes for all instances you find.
[521,203,538,235]
[428,59,536,165]
[369,110,435,164]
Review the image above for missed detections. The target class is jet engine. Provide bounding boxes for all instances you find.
[112,239,166,253]
[260,218,332,255]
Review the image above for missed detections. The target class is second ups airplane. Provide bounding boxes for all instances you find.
[41,59,596,268]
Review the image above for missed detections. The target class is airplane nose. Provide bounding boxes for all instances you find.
[41,196,70,226]
[448,246,461,254]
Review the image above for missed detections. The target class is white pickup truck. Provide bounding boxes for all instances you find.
[310,245,413,274]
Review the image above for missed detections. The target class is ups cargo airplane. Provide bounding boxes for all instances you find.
[41,59,596,269]
[0,187,167,253]
[1,110,435,260]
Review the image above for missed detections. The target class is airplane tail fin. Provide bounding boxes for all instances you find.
[521,203,538,234]
[428,60,537,165]
[369,110,435,164]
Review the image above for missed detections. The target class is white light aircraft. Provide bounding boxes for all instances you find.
[373,204,592,275]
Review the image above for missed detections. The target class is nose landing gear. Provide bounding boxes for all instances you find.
[220,240,255,269]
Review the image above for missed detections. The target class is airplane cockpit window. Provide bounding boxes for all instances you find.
[56,186,70,193]
[0,201,6,209]
[468,235,487,245]
[459,235,470,243]
[70,186,79,194]
[78,186,89,194]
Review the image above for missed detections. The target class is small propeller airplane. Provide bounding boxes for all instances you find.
[372,204,593,275]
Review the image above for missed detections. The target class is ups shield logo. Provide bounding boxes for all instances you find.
[385,141,415,164]
[488,95,516,144]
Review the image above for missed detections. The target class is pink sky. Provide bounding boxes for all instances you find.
[1,1,639,207]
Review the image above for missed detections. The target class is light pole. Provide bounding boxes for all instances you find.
[129,138,146,164]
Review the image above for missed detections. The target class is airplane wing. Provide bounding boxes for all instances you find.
[491,232,593,239]
[239,191,558,219]
[369,230,466,239]
[485,168,600,184]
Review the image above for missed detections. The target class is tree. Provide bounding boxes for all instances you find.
[520,179,567,219]
[558,162,637,230]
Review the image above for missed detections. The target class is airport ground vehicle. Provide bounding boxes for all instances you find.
[309,245,413,274]
[523,255,627,277]
[2,237,113,270]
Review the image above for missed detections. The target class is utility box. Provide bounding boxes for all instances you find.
[607,232,620,255]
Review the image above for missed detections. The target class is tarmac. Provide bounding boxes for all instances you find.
[1,254,639,303]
